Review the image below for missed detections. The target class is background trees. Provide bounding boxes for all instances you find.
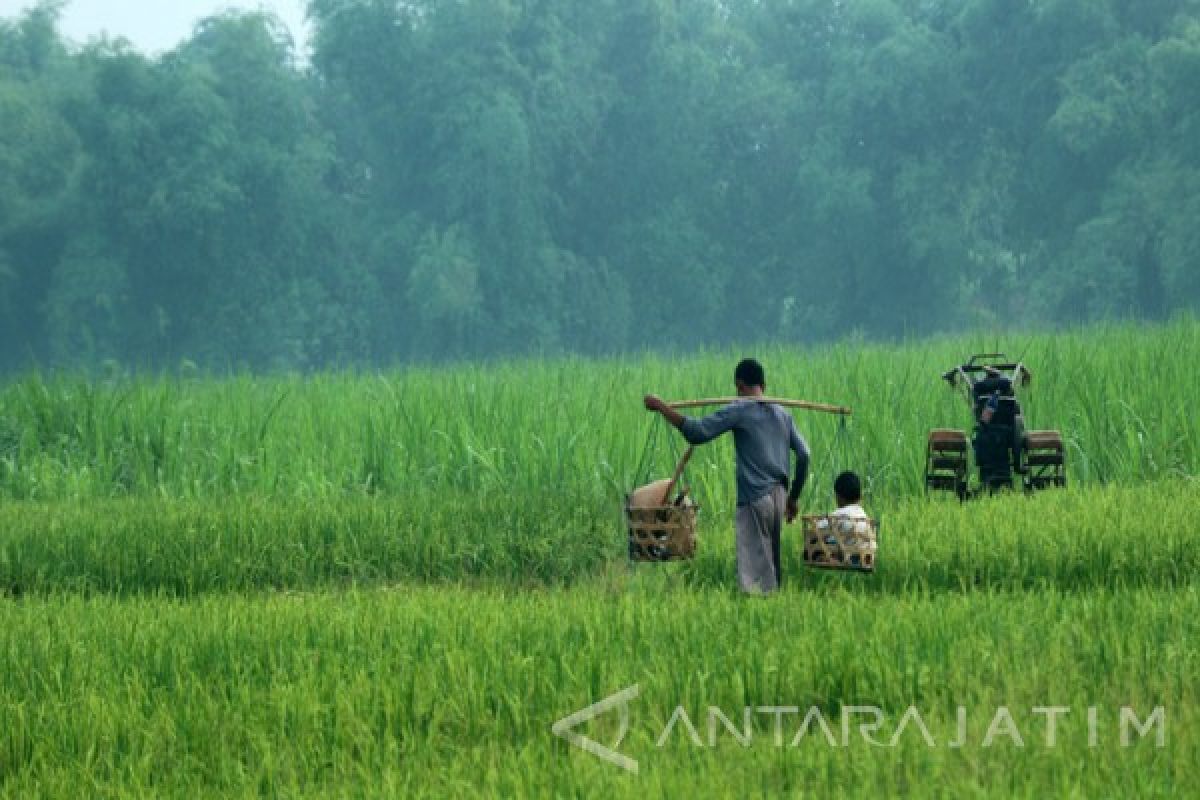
[2,0,1199,371]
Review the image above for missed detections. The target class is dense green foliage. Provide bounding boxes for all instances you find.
[1,482,1197,596]
[2,319,1196,504]
[3,1,1200,369]
[1,321,1197,598]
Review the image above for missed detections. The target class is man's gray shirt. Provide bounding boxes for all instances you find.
[679,399,810,506]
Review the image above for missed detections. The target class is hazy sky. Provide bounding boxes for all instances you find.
[0,0,312,56]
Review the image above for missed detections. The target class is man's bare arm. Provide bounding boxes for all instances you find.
[644,394,686,429]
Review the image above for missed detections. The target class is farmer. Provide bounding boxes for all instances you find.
[643,358,809,594]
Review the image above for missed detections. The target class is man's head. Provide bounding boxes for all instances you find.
[833,471,862,507]
[734,358,765,395]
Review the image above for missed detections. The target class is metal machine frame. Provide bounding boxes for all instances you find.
[925,354,1065,498]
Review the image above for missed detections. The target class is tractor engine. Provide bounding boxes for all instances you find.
[969,373,1024,491]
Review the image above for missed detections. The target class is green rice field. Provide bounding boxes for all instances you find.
[1,319,1198,797]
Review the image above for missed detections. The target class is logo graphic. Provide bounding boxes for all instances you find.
[552,684,640,773]
[553,690,1164,774]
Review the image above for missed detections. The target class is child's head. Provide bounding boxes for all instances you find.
[833,471,862,507]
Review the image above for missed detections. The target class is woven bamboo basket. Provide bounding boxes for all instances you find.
[626,479,698,561]
[801,514,878,572]
[626,502,697,561]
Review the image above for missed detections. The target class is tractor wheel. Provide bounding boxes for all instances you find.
[926,429,969,497]
[1022,430,1067,490]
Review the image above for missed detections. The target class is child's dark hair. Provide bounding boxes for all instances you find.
[833,471,862,503]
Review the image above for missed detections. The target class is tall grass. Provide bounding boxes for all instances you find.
[0,482,1195,596]
[1,319,1196,506]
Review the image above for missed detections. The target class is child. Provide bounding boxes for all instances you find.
[805,470,875,569]
[816,471,868,543]
[830,471,867,520]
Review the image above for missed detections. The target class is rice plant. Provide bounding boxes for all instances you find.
[0,319,1197,797]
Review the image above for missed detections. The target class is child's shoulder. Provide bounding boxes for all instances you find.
[831,504,868,519]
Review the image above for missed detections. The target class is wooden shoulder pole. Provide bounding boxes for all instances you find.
[666,397,852,416]
[661,446,694,505]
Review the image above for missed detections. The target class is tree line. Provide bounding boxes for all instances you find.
[2,0,1199,371]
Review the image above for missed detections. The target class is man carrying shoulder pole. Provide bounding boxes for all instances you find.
[644,358,810,595]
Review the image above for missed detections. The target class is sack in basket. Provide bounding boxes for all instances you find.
[626,479,698,561]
